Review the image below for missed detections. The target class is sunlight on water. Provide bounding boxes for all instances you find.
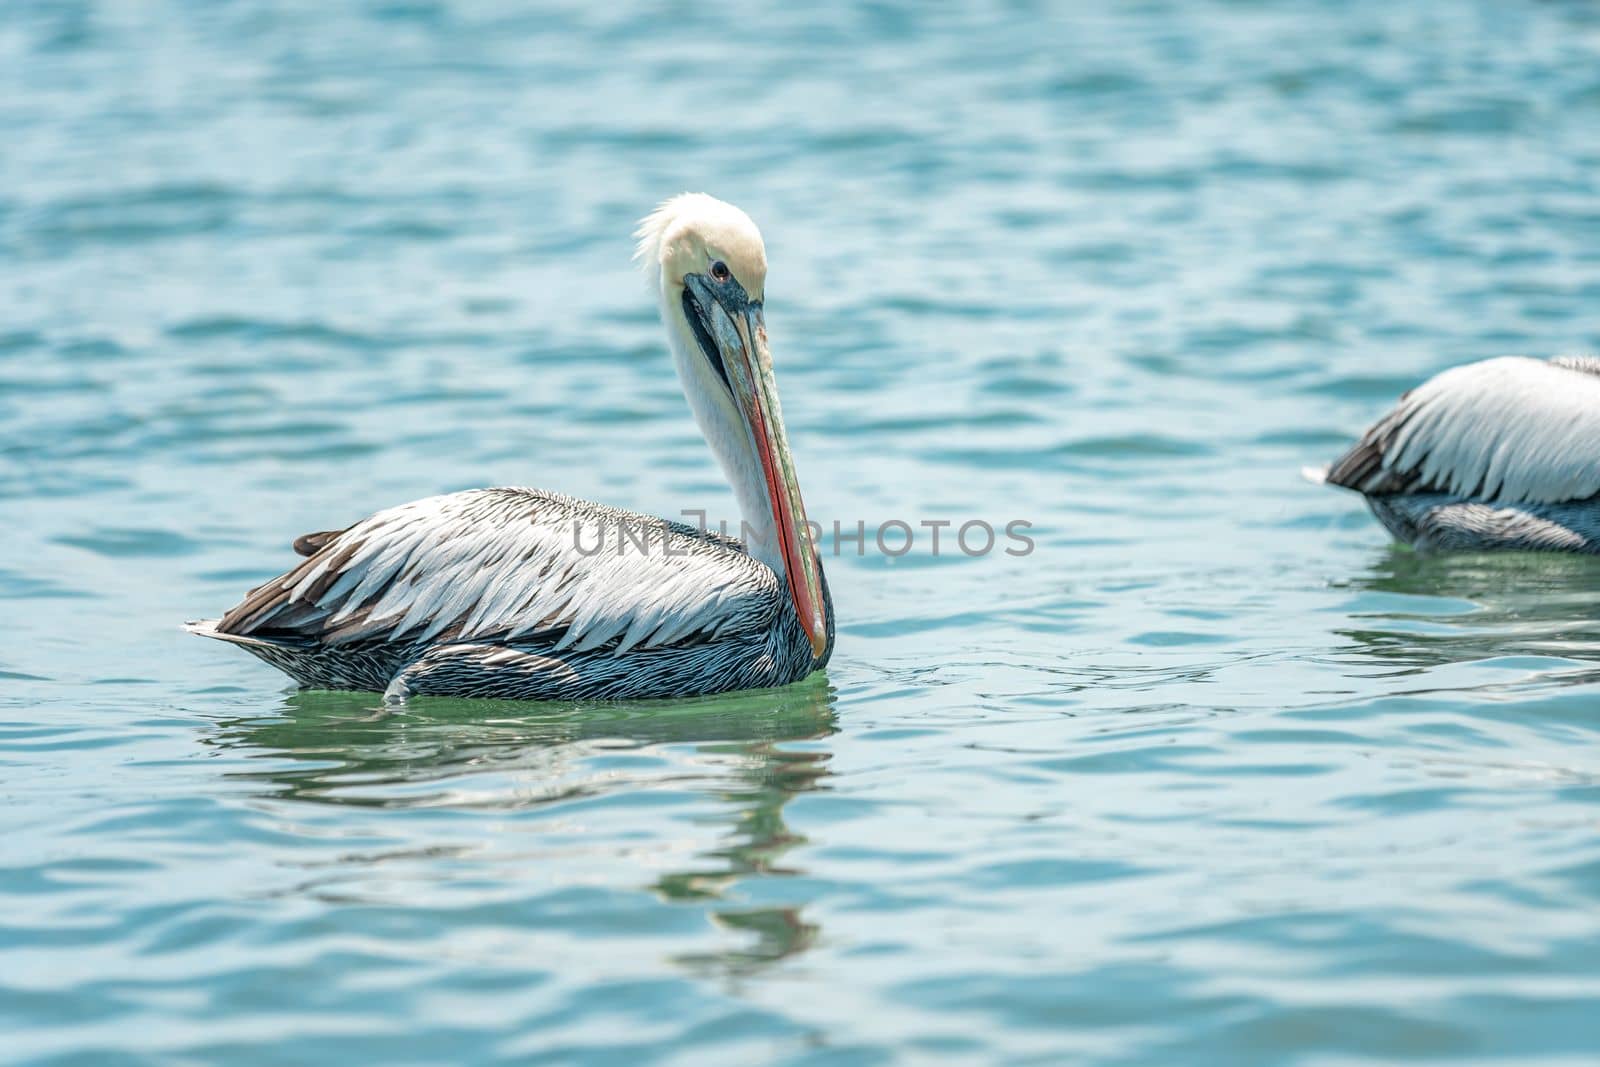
[3,1,1599,1063]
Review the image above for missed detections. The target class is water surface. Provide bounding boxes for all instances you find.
[4,1,1600,1063]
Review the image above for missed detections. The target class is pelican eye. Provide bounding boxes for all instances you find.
[709,260,731,282]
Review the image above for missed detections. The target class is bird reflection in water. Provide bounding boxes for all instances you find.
[202,675,838,973]
[1332,545,1600,672]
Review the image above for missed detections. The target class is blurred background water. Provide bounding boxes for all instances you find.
[4,1,1600,1063]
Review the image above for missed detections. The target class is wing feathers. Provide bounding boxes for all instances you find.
[292,528,349,557]
[217,489,774,655]
[1327,356,1600,504]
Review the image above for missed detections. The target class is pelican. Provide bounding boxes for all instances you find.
[188,194,834,701]
[1316,355,1600,553]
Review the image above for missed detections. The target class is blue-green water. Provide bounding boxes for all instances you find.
[5,1,1600,1063]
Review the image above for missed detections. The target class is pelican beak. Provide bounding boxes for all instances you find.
[686,274,827,659]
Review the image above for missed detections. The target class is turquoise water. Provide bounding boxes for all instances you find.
[5,0,1600,1062]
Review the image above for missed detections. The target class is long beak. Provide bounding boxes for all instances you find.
[694,281,827,659]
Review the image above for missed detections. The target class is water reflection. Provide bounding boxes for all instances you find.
[204,676,838,972]
[1334,546,1600,669]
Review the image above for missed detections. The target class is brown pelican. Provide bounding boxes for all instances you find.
[188,194,834,700]
[1316,355,1600,553]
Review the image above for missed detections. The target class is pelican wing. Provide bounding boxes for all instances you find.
[292,527,349,557]
[1325,356,1600,504]
[218,489,775,654]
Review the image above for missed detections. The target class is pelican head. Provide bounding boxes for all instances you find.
[635,194,826,659]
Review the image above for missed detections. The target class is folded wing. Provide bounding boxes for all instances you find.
[217,488,775,654]
[1325,356,1600,504]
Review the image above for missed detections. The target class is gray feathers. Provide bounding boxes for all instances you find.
[198,487,832,700]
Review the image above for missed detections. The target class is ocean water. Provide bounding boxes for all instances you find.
[4,1,1600,1063]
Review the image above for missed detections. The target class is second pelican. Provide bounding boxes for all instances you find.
[1318,355,1600,553]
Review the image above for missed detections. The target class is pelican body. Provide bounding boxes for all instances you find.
[190,195,834,701]
[1321,355,1600,553]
